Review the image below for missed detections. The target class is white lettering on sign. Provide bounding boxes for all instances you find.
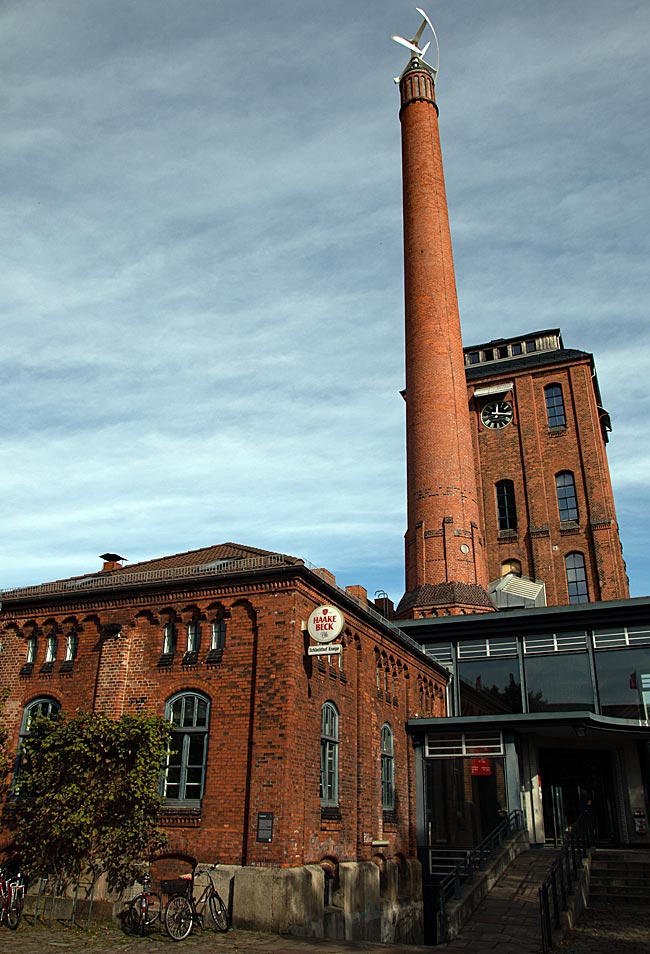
[307,605,345,643]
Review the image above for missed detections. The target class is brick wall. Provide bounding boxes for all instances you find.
[0,566,447,875]
[469,353,629,603]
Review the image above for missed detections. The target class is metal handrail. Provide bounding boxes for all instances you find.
[429,809,526,942]
[538,811,596,952]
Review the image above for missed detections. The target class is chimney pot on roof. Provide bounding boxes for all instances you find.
[99,552,126,572]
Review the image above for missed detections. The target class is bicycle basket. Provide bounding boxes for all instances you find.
[161,878,191,897]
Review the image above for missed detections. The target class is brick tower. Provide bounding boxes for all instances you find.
[396,53,491,619]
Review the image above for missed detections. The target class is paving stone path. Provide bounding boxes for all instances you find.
[558,903,650,954]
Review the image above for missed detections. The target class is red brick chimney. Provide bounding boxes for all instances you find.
[397,62,491,618]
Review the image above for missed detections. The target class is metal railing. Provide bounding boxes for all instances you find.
[538,812,595,952]
[428,809,526,942]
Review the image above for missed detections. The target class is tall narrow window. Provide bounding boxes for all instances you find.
[25,635,37,664]
[44,634,57,663]
[162,621,177,655]
[545,384,566,428]
[496,480,517,531]
[565,552,589,604]
[162,692,210,804]
[320,702,339,807]
[186,621,200,653]
[210,618,226,651]
[556,471,579,522]
[381,724,395,811]
[64,633,77,662]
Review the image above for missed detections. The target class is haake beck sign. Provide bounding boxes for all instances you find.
[307,605,345,643]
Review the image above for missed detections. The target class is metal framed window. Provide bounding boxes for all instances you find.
[425,731,504,758]
[556,471,579,522]
[14,697,61,794]
[545,384,566,428]
[320,702,339,806]
[187,621,201,653]
[565,552,589,604]
[64,633,77,662]
[162,621,177,655]
[381,724,395,811]
[210,618,226,651]
[162,692,210,804]
[25,635,37,664]
[496,480,517,531]
[45,635,57,663]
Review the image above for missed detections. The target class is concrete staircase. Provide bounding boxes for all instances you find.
[589,849,650,905]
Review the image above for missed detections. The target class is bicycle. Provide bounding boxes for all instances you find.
[163,863,229,940]
[0,865,25,930]
[126,867,161,935]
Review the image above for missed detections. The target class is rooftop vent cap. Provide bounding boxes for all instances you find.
[99,553,127,572]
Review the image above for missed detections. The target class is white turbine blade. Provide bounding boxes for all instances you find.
[412,17,427,46]
[415,8,440,76]
[391,34,422,55]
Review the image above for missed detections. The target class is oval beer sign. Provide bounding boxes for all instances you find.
[307,605,345,643]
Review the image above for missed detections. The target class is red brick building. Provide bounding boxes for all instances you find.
[464,329,629,607]
[0,543,447,942]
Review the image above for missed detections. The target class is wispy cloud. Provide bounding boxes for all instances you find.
[1,1,648,602]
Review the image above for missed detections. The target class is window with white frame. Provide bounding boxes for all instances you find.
[64,632,77,662]
[186,620,201,653]
[210,618,226,651]
[162,621,177,655]
[320,702,339,806]
[14,697,61,793]
[25,634,37,664]
[381,724,395,811]
[162,692,210,804]
[44,634,57,663]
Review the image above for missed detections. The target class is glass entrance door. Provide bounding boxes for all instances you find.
[539,748,617,845]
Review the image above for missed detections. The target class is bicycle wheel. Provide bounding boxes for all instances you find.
[6,890,24,930]
[164,894,193,941]
[128,895,144,933]
[208,890,229,932]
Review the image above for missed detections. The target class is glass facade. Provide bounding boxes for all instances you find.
[428,631,650,719]
[525,653,594,712]
[458,657,523,714]
[595,647,650,720]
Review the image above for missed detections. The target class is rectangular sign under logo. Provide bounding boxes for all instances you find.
[308,645,342,656]
[471,758,493,776]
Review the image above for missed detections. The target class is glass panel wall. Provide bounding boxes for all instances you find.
[595,648,649,720]
[525,653,594,712]
[458,657,523,715]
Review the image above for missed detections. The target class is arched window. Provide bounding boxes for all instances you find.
[14,697,61,794]
[320,702,339,807]
[501,559,522,577]
[496,480,517,531]
[565,552,589,604]
[545,384,566,428]
[556,471,579,522]
[381,724,395,811]
[162,692,210,805]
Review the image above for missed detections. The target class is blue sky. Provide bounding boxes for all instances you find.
[2,0,649,604]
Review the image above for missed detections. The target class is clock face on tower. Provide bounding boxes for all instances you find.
[481,400,514,430]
